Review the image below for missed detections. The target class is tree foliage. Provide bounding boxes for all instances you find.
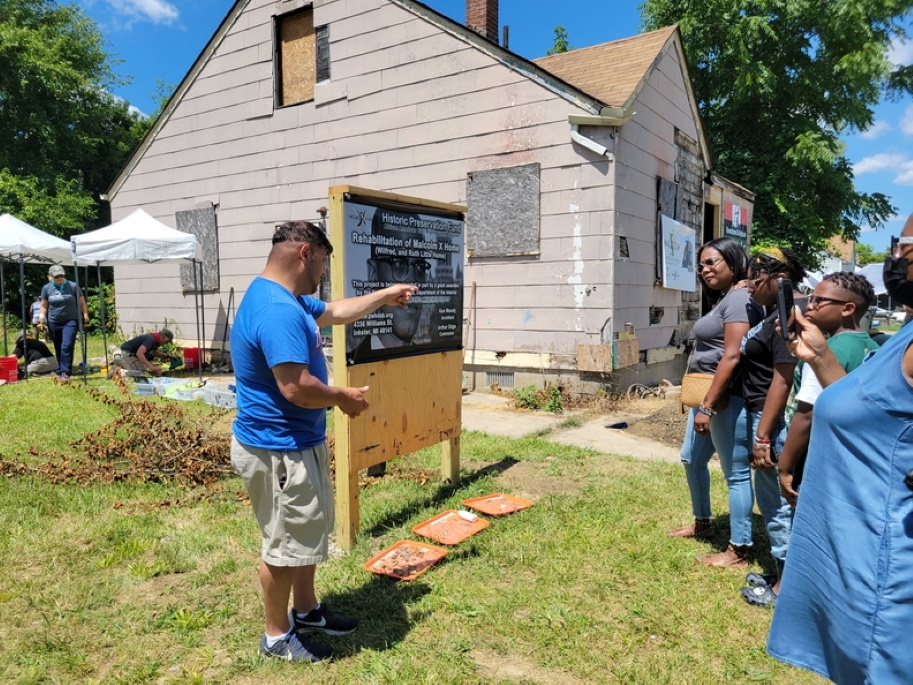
[641,0,911,264]
[0,0,151,235]
[547,26,574,55]
[855,242,889,264]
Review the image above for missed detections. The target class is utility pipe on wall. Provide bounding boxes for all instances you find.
[570,124,609,157]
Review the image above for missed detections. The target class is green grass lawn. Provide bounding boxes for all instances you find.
[0,375,824,684]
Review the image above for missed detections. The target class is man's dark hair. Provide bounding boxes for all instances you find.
[822,272,875,311]
[272,221,333,254]
[160,328,174,342]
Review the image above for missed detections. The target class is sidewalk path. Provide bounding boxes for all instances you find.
[461,391,682,464]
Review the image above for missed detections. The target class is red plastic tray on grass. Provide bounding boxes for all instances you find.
[364,540,447,581]
[461,493,534,516]
[412,509,489,545]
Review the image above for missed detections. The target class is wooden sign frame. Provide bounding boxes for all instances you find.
[329,186,466,550]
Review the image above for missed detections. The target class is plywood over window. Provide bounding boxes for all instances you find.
[278,9,316,106]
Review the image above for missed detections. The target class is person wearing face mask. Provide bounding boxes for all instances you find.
[39,264,89,384]
[767,213,913,683]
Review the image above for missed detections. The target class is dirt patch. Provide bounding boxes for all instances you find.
[623,399,687,449]
[490,459,585,501]
[470,648,584,684]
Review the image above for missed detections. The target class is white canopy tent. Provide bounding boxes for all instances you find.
[71,208,199,264]
[0,213,75,362]
[71,208,205,382]
[856,262,886,296]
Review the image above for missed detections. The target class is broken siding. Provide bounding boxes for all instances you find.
[110,0,618,352]
[612,45,700,351]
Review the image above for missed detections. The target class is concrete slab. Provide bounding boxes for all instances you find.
[459,391,685,464]
[548,416,682,464]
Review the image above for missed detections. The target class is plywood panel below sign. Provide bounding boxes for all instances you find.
[577,344,613,372]
[613,338,640,368]
[341,351,463,471]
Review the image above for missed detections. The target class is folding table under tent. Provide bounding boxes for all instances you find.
[0,214,75,376]
[70,208,204,384]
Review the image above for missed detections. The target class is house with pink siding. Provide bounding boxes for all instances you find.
[106,0,754,394]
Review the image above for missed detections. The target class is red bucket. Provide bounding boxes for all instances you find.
[0,356,18,383]
[183,347,200,371]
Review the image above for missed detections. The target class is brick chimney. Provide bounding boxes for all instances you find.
[466,0,499,44]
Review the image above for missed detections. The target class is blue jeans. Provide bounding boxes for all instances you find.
[49,319,78,375]
[680,408,715,519]
[748,409,793,564]
[710,396,755,548]
[680,397,755,548]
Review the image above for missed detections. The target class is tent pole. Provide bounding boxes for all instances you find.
[73,261,88,385]
[192,258,202,382]
[1,258,7,357]
[97,262,109,369]
[18,256,28,380]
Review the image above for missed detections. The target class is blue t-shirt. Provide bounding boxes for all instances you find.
[231,277,328,450]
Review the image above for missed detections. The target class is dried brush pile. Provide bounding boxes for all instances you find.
[0,376,233,487]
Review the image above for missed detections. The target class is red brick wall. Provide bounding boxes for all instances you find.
[466,0,498,42]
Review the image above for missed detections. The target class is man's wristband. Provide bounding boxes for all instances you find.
[698,405,715,416]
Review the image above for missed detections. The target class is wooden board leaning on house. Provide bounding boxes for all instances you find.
[577,337,640,372]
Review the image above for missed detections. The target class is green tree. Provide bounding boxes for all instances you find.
[641,0,909,265]
[855,241,889,264]
[547,26,573,55]
[0,0,151,233]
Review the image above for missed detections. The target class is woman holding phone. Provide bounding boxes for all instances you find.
[767,214,913,682]
[668,238,760,553]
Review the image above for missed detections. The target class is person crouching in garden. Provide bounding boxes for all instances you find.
[107,329,179,378]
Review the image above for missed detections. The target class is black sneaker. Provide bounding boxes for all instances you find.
[258,632,332,663]
[294,604,357,636]
[744,572,777,588]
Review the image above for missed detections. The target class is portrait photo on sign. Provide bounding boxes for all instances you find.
[343,198,464,365]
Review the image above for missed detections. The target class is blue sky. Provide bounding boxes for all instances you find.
[76,0,912,252]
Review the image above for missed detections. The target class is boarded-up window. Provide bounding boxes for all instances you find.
[466,164,540,257]
[316,25,330,82]
[278,9,314,106]
[177,207,219,292]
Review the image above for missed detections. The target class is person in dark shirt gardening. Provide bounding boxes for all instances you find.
[106,329,180,378]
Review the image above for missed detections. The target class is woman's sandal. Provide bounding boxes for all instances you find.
[696,544,750,569]
[668,518,713,539]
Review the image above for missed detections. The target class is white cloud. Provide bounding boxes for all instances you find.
[102,0,179,26]
[860,120,891,140]
[888,38,913,66]
[854,153,908,174]
[895,163,913,186]
[902,105,913,137]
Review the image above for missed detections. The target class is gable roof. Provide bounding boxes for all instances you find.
[533,27,678,109]
[107,2,710,198]
[533,26,710,165]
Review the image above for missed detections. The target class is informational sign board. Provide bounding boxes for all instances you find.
[329,186,466,551]
[341,194,464,365]
[660,214,697,292]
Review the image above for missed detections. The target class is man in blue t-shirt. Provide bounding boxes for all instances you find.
[231,220,418,664]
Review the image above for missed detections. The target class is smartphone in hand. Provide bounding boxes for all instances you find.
[777,277,795,341]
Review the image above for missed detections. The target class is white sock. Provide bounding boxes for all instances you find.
[295,604,320,620]
[264,628,294,648]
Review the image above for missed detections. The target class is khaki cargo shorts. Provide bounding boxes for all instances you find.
[231,437,333,566]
